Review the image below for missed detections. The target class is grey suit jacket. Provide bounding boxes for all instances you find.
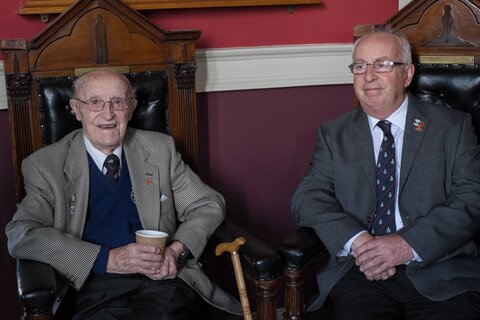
[5,128,241,314]
[291,94,480,311]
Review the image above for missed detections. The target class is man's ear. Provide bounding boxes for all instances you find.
[404,63,415,88]
[69,99,82,121]
[127,98,138,120]
[130,98,138,110]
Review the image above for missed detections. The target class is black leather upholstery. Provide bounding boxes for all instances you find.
[36,71,169,145]
[17,260,56,314]
[409,63,480,141]
[278,227,327,271]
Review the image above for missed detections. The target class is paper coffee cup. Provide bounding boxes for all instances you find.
[135,230,168,253]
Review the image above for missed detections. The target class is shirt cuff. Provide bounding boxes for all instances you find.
[337,230,368,256]
[411,249,422,262]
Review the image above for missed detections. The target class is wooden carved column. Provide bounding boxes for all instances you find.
[255,277,279,320]
[173,62,199,170]
[1,42,34,201]
[283,269,305,320]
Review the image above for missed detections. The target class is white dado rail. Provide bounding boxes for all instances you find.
[196,44,353,92]
[0,43,353,110]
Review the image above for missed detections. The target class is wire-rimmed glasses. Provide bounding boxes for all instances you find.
[349,60,406,74]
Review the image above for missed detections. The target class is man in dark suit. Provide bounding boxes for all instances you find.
[291,29,480,319]
[6,70,241,319]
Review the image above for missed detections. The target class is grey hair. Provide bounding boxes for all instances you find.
[352,25,412,65]
[72,69,136,99]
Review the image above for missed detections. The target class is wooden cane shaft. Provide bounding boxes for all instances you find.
[231,251,253,320]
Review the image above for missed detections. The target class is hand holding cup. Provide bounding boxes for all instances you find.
[135,230,168,254]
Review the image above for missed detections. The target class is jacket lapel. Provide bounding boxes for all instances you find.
[123,132,161,230]
[351,109,377,195]
[399,94,429,194]
[64,131,90,238]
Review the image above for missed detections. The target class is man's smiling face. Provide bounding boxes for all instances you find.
[352,32,414,119]
[70,71,136,155]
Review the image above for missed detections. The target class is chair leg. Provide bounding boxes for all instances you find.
[254,277,279,320]
[283,268,305,320]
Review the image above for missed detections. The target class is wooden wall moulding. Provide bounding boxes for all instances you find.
[382,0,480,61]
[19,0,323,18]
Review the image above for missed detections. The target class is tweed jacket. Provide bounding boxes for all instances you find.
[6,128,241,314]
[291,94,480,311]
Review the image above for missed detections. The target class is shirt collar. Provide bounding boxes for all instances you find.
[367,95,408,132]
[84,135,123,171]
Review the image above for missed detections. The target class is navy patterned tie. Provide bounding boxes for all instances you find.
[371,120,396,236]
[104,154,120,184]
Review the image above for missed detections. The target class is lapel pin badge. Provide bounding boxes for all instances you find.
[145,172,154,186]
[413,119,426,132]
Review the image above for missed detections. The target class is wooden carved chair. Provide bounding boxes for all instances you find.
[278,0,480,319]
[1,0,280,319]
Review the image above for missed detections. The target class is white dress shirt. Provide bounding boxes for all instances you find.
[84,135,123,175]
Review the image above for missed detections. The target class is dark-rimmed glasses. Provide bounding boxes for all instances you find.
[349,60,406,74]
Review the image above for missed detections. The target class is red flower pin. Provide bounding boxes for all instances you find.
[414,119,425,132]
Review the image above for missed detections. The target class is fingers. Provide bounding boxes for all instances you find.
[107,243,164,274]
[367,267,396,281]
[361,261,390,280]
[351,232,374,253]
[387,267,396,277]
[146,254,178,280]
[144,246,179,280]
[353,237,401,281]
[106,243,181,280]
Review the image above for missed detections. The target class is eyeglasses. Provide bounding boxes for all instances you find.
[74,97,131,112]
[348,60,406,74]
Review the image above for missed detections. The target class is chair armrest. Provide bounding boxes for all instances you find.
[210,220,281,281]
[279,227,329,320]
[17,259,56,315]
[278,227,328,271]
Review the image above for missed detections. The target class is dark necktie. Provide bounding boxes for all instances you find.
[371,120,396,236]
[104,154,120,184]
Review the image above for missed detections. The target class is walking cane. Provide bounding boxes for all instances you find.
[216,237,253,320]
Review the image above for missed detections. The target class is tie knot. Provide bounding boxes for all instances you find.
[377,120,392,135]
[104,154,120,182]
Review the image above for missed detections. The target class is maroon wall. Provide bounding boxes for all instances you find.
[197,85,354,245]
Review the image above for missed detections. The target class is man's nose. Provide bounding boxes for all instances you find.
[101,102,116,116]
[364,64,378,81]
